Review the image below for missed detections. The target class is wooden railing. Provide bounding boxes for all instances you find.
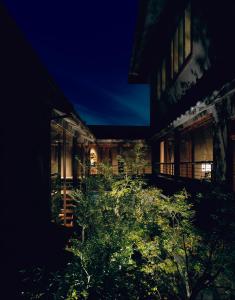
[156,161,213,180]
[51,163,152,227]
[51,174,75,227]
[89,163,152,176]
[179,161,213,180]
[158,162,175,176]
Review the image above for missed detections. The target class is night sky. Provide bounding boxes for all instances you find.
[3,0,149,125]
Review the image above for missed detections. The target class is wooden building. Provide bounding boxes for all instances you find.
[51,110,95,227]
[129,0,235,192]
[88,125,152,176]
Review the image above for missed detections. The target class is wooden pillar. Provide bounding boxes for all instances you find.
[174,130,180,177]
[57,138,61,177]
[82,146,86,177]
[62,128,67,226]
[83,144,90,177]
[151,140,160,175]
[212,105,229,184]
[77,142,83,178]
[191,132,195,179]
[72,136,78,188]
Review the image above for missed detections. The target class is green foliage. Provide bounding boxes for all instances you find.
[117,142,150,176]
[47,176,209,299]
[47,179,233,300]
[25,150,235,300]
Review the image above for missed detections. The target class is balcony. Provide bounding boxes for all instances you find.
[159,163,175,176]
[180,161,213,180]
[156,161,213,180]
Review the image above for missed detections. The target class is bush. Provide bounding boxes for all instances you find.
[22,160,235,299]
[42,174,234,300]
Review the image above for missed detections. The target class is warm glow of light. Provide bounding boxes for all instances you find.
[201,163,211,173]
[160,141,165,173]
[90,148,98,166]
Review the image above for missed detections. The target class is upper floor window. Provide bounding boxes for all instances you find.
[184,3,192,59]
[157,2,192,98]
[171,2,191,78]
[179,18,184,66]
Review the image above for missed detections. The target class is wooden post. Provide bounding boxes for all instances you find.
[63,128,67,226]
[174,130,180,177]
[72,136,78,188]
[58,137,61,177]
[191,132,195,179]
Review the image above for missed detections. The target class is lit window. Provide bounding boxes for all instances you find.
[157,1,192,95]
[201,163,211,173]
[185,3,191,59]
[90,148,97,166]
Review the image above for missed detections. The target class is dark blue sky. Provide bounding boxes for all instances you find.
[3,0,149,125]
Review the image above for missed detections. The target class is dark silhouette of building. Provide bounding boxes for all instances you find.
[0,4,94,298]
[0,6,152,298]
[129,0,235,192]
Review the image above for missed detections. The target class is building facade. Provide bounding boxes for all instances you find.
[88,125,152,176]
[129,0,235,191]
[51,110,95,227]
[49,125,152,229]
